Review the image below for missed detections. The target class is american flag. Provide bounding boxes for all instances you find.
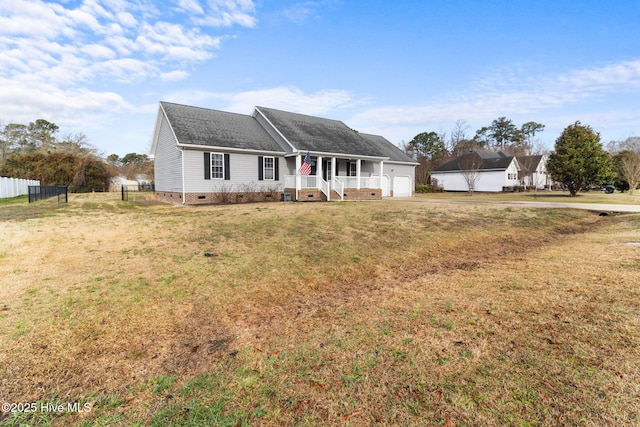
[298,152,312,175]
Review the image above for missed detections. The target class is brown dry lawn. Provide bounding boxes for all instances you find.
[0,192,639,426]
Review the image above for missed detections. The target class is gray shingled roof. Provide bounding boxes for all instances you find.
[359,133,416,163]
[256,107,386,158]
[161,102,283,152]
[518,155,543,168]
[434,151,515,172]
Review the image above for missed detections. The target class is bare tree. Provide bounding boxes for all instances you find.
[609,137,640,194]
[448,120,472,156]
[619,151,640,195]
[606,137,640,155]
[458,152,483,194]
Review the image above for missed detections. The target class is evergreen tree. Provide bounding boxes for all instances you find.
[547,121,613,196]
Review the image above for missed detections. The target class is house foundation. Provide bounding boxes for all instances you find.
[155,191,281,205]
[284,188,381,201]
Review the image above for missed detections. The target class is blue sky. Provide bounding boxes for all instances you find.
[1,0,639,157]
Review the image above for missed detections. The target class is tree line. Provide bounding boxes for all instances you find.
[406,117,640,196]
[404,117,546,185]
[0,119,153,192]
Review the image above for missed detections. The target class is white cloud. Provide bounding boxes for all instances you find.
[192,0,257,27]
[81,43,117,59]
[0,0,255,89]
[324,59,640,148]
[160,70,190,82]
[281,1,337,24]
[176,0,204,14]
[558,60,640,92]
[0,76,132,128]
[349,60,640,133]
[134,21,221,61]
[92,58,159,83]
[283,3,317,24]
[0,1,68,38]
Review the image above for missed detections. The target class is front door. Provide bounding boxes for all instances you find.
[323,159,332,181]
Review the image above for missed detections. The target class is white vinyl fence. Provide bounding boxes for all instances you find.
[0,177,41,199]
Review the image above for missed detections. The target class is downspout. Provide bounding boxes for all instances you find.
[176,146,186,205]
[379,160,384,197]
[182,148,186,204]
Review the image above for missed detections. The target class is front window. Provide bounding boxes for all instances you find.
[263,156,274,180]
[347,161,357,177]
[211,153,224,179]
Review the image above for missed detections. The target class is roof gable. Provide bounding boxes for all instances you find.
[160,102,283,152]
[255,107,385,158]
[359,133,416,163]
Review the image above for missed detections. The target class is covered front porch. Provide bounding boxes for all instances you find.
[283,153,388,201]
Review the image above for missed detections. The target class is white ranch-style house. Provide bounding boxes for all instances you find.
[431,150,549,192]
[151,102,417,205]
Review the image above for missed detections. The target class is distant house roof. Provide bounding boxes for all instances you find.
[434,150,517,173]
[518,155,544,171]
[160,102,282,152]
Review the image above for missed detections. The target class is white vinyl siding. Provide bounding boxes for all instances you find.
[432,170,507,192]
[183,149,284,192]
[154,114,183,192]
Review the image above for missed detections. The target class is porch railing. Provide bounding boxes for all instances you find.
[334,176,381,189]
[332,177,344,201]
[319,177,330,201]
[285,174,380,190]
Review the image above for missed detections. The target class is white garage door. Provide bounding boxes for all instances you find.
[393,176,412,197]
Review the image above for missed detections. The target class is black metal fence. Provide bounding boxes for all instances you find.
[28,185,68,203]
[121,183,154,201]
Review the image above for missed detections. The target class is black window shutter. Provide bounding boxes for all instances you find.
[204,152,211,180]
[258,156,263,181]
[275,157,279,181]
[224,154,230,180]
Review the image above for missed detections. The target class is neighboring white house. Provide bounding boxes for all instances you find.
[109,176,140,192]
[518,154,550,190]
[150,102,418,204]
[430,150,521,192]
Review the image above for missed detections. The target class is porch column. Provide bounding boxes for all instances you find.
[317,155,323,189]
[379,160,384,192]
[331,157,337,189]
[356,159,361,190]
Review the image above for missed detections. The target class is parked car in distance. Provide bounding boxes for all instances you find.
[603,185,615,194]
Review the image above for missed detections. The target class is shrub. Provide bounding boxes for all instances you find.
[416,184,443,193]
[212,183,234,203]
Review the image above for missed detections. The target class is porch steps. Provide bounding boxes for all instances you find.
[329,190,344,201]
